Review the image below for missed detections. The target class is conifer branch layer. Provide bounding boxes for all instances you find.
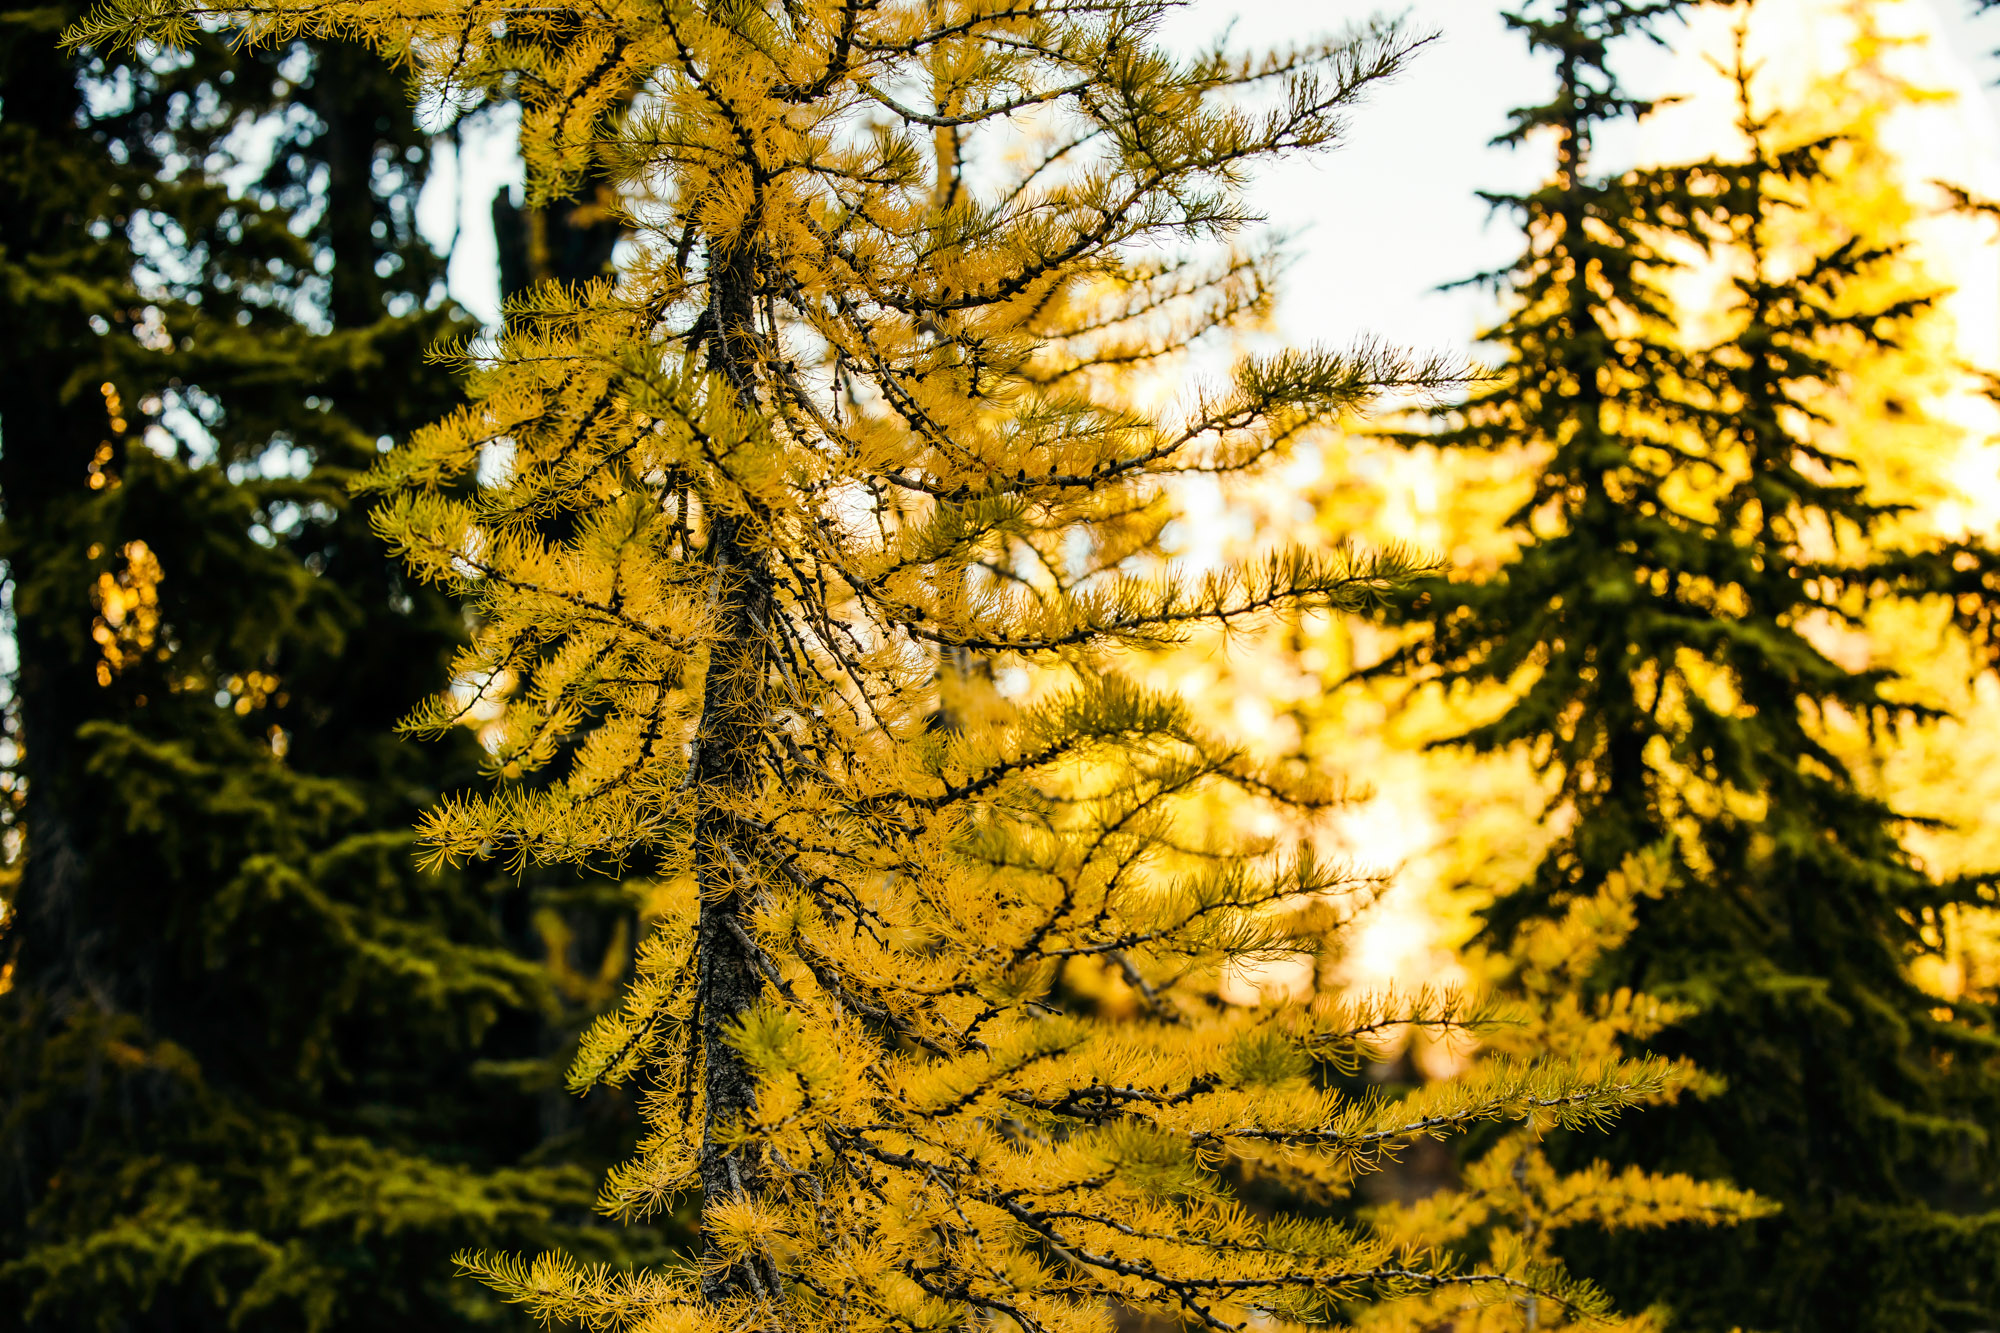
[56,1,1732,1328]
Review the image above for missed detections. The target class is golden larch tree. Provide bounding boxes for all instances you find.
[70,1,1700,1328]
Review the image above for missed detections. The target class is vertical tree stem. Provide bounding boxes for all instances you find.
[693,236,779,1301]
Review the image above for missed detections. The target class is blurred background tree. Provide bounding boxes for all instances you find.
[1354,1,2000,1329]
[0,10,677,1329]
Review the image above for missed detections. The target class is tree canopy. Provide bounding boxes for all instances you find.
[1367,2,2000,1327]
[53,0,1744,1327]
[0,16,668,1329]
[9,1,1997,1329]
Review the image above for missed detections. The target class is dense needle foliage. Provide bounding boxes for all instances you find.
[1368,2,2000,1328]
[60,0,1734,1329]
[1353,849,1771,1333]
[0,17,666,1329]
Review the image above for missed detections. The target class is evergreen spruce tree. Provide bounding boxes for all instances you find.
[1364,3,2000,1328]
[0,16,668,1329]
[68,1,1727,1328]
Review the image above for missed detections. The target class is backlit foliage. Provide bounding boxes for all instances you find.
[74,1,1701,1329]
[88,538,165,683]
[1363,2,2000,1327]
[1355,850,1773,1333]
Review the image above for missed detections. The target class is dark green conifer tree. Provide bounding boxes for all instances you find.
[1370,3,2000,1329]
[0,14,669,1329]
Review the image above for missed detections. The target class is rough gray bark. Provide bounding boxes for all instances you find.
[692,236,779,1302]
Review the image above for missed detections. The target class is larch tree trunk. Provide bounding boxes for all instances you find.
[692,234,778,1301]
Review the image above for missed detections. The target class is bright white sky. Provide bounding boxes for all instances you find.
[418,0,2000,350]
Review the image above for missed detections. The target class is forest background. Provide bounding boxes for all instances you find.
[6,0,2000,1331]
